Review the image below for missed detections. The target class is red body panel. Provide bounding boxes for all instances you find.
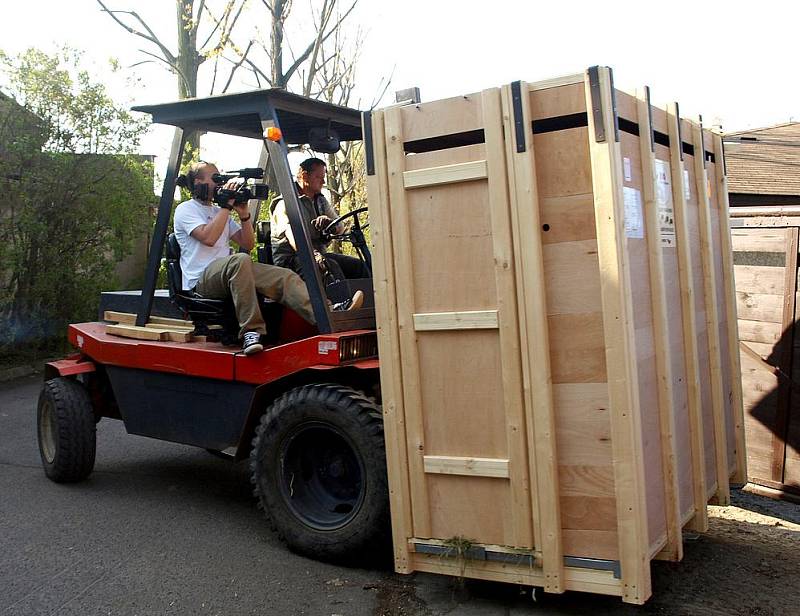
[68,322,378,385]
[45,354,97,377]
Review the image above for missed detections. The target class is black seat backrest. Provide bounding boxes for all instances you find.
[166,233,184,298]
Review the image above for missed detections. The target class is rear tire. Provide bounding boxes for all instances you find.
[250,383,390,563]
[37,377,96,483]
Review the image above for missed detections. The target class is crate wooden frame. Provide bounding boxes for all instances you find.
[366,66,743,604]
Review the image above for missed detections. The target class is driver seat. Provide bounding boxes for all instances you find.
[165,234,283,344]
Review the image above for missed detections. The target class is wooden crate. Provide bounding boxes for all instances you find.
[729,208,800,501]
[365,66,744,604]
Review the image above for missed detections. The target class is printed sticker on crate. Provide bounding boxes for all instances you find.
[683,169,691,201]
[655,160,676,247]
[623,186,644,239]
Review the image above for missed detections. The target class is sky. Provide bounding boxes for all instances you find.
[3,0,798,177]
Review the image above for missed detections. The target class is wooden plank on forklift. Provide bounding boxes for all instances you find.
[144,323,194,332]
[103,310,194,329]
[106,324,193,343]
[106,324,164,341]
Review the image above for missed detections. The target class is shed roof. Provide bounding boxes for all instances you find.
[724,122,800,196]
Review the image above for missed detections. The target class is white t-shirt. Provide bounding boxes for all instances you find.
[173,198,241,290]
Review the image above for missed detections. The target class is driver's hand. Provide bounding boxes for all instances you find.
[313,250,327,267]
[311,215,333,231]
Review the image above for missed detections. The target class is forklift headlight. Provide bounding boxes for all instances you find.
[338,334,378,362]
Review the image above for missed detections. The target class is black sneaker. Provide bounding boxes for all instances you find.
[331,290,364,312]
[242,331,264,355]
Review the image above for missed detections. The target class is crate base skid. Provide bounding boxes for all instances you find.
[366,67,742,605]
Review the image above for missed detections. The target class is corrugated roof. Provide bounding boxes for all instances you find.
[724,122,800,195]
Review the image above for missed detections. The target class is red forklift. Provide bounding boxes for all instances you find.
[36,90,389,563]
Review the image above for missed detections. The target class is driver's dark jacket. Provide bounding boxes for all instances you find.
[270,185,339,266]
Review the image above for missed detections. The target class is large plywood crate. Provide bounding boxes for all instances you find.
[365,66,745,604]
[729,208,800,500]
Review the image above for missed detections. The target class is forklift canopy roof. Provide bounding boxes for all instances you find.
[132,89,363,144]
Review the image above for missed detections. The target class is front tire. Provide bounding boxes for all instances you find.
[37,377,96,483]
[250,384,390,563]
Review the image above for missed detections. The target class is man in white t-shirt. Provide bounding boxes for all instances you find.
[173,161,362,355]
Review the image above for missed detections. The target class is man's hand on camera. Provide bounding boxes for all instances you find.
[220,180,242,211]
[233,202,251,221]
[311,215,333,232]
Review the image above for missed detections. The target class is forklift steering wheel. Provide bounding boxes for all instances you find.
[321,206,369,240]
[321,206,371,272]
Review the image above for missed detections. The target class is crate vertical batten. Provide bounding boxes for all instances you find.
[635,87,683,562]
[500,80,564,592]
[365,108,414,571]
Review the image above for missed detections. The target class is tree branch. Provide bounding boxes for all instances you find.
[136,48,193,93]
[282,0,357,86]
[222,39,255,93]
[96,0,176,65]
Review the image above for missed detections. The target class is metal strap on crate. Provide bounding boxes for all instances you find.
[511,80,526,153]
[363,111,375,176]
[412,541,536,567]
[563,556,621,579]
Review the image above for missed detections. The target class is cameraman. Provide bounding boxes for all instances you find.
[174,161,362,355]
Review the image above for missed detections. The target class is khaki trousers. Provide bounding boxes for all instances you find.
[196,253,315,337]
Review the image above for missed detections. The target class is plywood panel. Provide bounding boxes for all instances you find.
[530,82,586,120]
[427,475,511,546]
[560,496,618,530]
[553,383,613,467]
[696,320,719,488]
[404,143,486,171]
[548,312,607,383]
[400,93,482,142]
[654,143,695,519]
[543,240,602,315]
[540,193,597,245]
[628,240,655,329]
[533,128,593,197]
[407,181,496,313]
[417,332,507,460]
[562,530,619,560]
[559,464,616,498]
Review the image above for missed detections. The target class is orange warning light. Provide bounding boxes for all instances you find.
[264,126,282,142]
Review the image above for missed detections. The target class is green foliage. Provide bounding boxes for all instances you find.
[0,47,153,358]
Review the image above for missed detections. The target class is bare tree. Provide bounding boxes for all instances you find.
[96,0,247,150]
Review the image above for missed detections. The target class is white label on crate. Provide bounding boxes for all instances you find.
[77,335,84,349]
[623,157,632,182]
[623,187,644,239]
[684,169,691,201]
[318,340,338,355]
[655,159,676,247]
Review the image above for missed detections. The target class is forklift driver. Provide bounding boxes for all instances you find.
[174,161,363,356]
[270,157,371,282]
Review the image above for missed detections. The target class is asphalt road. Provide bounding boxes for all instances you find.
[0,374,565,616]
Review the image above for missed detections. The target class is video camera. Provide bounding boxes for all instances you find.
[210,167,270,209]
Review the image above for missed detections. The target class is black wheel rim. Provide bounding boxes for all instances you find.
[278,421,365,530]
[40,398,57,464]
